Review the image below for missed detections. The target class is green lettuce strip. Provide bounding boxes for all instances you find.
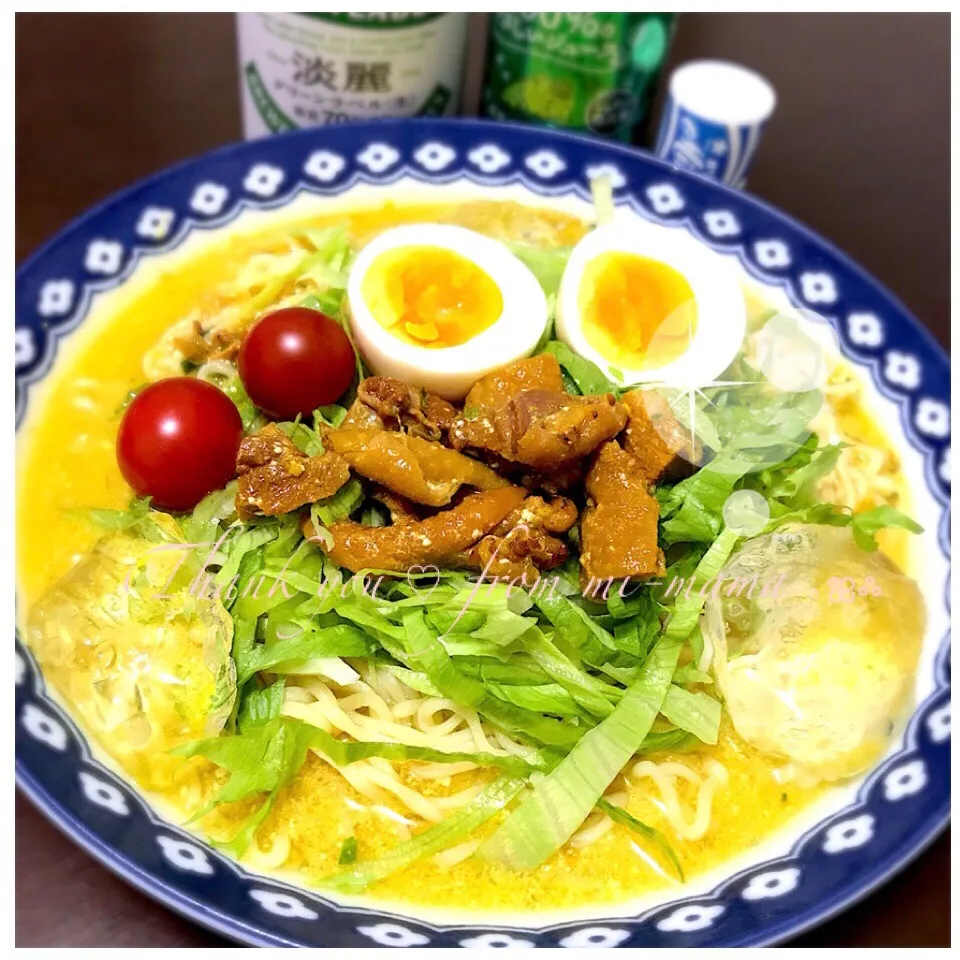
[477,634,682,870]
[596,798,684,881]
[319,776,528,894]
[393,609,586,748]
[176,710,547,857]
[542,340,617,395]
[663,527,741,644]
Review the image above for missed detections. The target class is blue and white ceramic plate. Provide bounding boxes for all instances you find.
[15,119,950,948]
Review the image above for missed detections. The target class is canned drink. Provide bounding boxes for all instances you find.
[481,13,675,143]
[654,60,777,188]
[237,13,468,139]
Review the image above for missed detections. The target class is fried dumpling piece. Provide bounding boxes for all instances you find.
[307,486,527,573]
[705,524,925,786]
[450,355,627,470]
[24,515,235,792]
[450,354,565,455]
[236,423,350,520]
[458,495,578,582]
[343,376,458,441]
[580,441,665,585]
[621,389,702,483]
[325,427,508,507]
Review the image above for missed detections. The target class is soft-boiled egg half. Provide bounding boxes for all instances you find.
[556,221,746,387]
[347,225,548,400]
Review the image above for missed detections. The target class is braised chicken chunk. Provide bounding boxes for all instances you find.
[517,459,589,496]
[343,376,458,440]
[449,354,564,455]
[509,390,627,469]
[235,424,349,520]
[341,396,384,431]
[458,495,577,582]
[308,486,527,573]
[621,389,701,483]
[580,441,665,585]
[462,353,566,407]
[450,355,626,470]
[324,427,507,507]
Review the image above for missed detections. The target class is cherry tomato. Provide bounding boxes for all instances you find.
[238,306,355,419]
[116,377,243,512]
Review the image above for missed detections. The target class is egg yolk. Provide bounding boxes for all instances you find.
[579,252,697,370]
[361,245,504,348]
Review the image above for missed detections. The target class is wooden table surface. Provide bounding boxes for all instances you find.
[16,12,950,948]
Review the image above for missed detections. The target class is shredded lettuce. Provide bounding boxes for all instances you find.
[314,404,349,430]
[702,364,824,460]
[70,496,154,533]
[176,715,319,856]
[297,284,366,391]
[237,624,374,683]
[471,607,536,645]
[321,775,528,894]
[311,477,364,528]
[302,223,351,268]
[278,417,325,456]
[663,527,741,643]
[590,174,616,226]
[306,722,546,776]
[661,685,721,745]
[178,702,541,859]
[215,524,281,597]
[656,404,921,559]
[237,677,287,731]
[478,635,681,869]
[673,663,714,686]
[849,504,924,552]
[657,458,755,545]
[338,837,358,864]
[534,591,659,685]
[383,666,443,697]
[396,610,585,748]
[506,242,570,297]
[181,484,238,543]
[359,502,389,527]
[486,680,585,718]
[596,798,683,881]
[164,345,921,881]
[755,435,844,504]
[638,727,698,754]
[523,628,621,719]
[542,340,617,395]
[215,373,262,433]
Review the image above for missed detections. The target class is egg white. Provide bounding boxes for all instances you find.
[556,221,746,388]
[347,224,548,400]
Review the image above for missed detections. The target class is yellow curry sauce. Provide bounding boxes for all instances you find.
[19,200,909,912]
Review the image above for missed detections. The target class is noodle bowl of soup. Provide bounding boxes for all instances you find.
[15,121,950,947]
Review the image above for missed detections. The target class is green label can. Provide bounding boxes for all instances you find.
[481,13,674,143]
[237,13,468,138]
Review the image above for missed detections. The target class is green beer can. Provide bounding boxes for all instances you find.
[481,13,675,143]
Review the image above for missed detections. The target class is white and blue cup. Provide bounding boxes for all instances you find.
[654,60,776,188]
